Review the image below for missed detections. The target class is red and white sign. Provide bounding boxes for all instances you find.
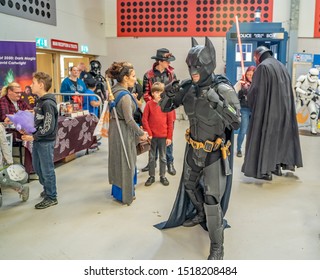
[51,39,78,51]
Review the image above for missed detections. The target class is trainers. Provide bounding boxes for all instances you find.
[145,176,155,186]
[40,191,46,198]
[236,150,242,157]
[160,176,169,186]
[35,197,58,209]
[19,186,29,202]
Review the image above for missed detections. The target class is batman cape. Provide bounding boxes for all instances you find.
[154,128,234,230]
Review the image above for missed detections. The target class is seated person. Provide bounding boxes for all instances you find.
[0,82,32,124]
[83,77,101,116]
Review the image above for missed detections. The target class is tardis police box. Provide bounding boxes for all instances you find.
[226,21,288,85]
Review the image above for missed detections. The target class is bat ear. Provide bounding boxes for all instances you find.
[205,37,215,57]
[191,37,199,47]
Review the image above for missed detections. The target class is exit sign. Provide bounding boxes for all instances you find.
[36,37,48,48]
[81,45,89,53]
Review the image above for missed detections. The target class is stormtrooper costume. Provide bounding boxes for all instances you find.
[295,68,320,135]
[157,37,240,260]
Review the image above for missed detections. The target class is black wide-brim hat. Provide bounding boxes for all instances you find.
[151,48,176,61]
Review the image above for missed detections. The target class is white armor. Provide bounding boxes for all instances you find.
[295,68,320,134]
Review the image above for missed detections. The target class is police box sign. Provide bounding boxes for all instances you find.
[230,33,284,39]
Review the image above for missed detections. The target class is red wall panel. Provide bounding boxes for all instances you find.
[117,0,274,37]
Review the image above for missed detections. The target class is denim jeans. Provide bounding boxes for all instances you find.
[32,141,57,200]
[237,107,251,152]
[166,143,174,164]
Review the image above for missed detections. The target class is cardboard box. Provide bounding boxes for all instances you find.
[62,153,76,163]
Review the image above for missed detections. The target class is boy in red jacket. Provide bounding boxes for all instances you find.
[142,82,174,186]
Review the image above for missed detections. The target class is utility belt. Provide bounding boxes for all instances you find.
[185,128,232,175]
[185,128,223,153]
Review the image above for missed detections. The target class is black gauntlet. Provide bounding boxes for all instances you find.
[164,80,180,97]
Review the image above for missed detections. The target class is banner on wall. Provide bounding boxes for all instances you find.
[313,54,320,78]
[291,52,313,89]
[0,41,36,92]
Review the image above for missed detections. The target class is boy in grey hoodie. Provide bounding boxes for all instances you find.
[22,72,58,209]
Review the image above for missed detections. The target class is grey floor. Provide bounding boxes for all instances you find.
[0,120,319,260]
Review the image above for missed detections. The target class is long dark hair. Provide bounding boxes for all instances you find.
[243,65,256,84]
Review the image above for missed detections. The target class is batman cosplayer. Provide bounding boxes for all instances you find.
[155,37,240,260]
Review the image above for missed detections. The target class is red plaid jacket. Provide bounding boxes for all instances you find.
[0,95,31,122]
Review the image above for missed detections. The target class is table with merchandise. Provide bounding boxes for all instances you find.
[21,113,99,174]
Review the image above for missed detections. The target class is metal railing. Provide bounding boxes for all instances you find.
[54,92,104,117]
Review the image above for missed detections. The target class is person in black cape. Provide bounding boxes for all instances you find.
[241,46,303,181]
[155,37,240,260]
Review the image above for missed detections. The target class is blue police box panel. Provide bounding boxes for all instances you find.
[226,22,288,85]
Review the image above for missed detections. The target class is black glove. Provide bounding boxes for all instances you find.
[164,80,180,97]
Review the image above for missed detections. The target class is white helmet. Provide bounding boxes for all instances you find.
[307,68,319,83]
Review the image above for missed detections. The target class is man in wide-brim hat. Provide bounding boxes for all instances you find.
[143,47,176,103]
[141,48,177,176]
[151,48,176,62]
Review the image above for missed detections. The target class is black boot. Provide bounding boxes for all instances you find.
[183,189,205,227]
[271,164,282,176]
[141,164,149,172]
[256,172,272,181]
[207,231,224,260]
[167,162,176,175]
[143,161,157,172]
[282,164,295,171]
[204,204,224,260]
[183,212,206,227]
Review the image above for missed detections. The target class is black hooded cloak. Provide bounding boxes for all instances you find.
[241,56,303,178]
